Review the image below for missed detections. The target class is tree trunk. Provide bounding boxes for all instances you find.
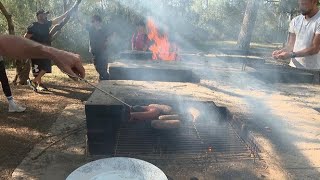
[0,1,29,85]
[237,0,260,51]
[0,2,14,35]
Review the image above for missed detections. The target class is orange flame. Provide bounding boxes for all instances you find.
[146,18,178,61]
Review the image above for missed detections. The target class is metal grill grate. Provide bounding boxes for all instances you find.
[114,119,253,162]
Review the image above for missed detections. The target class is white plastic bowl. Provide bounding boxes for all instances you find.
[66,157,168,180]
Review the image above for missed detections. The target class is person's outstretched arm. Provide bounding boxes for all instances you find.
[0,35,85,78]
[51,0,81,25]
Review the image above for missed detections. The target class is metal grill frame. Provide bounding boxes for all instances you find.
[112,100,260,163]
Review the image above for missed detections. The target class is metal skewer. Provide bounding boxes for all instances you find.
[62,71,132,108]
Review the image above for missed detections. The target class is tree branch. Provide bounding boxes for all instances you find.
[0,1,15,35]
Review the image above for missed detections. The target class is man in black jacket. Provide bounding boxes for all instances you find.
[25,5,78,91]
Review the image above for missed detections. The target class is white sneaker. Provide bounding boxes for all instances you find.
[8,103,26,113]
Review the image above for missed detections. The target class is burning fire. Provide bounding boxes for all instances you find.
[146,18,178,61]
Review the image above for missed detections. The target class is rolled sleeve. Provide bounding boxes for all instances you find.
[289,19,295,34]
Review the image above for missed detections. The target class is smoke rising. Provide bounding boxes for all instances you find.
[75,1,298,148]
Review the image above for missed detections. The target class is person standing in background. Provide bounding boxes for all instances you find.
[272,0,320,83]
[25,5,78,92]
[132,21,150,51]
[78,15,112,80]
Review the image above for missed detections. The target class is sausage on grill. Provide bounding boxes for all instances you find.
[148,104,173,114]
[158,114,180,120]
[129,106,160,122]
[151,120,181,129]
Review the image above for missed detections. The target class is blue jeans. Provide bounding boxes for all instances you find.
[92,52,109,80]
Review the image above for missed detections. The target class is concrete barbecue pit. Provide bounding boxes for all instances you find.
[248,61,316,83]
[12,80,269,180]
[85,81,259,162]
[113,51,317,84]
[109,60,200,82]
[120,50,153,60]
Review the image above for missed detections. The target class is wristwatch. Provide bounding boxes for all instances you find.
[290,52,296,58]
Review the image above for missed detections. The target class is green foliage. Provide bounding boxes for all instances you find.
[0,0,302,54]
[190,0,247,40]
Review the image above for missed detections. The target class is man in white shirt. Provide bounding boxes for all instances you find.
[272,0,320,83]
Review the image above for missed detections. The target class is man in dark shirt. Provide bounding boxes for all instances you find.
[24,8,76,92]
[81,15,111,80]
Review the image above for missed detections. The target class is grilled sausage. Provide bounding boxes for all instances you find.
[151,120,181,129]
[130,106,160,122]
[158,114,180,120]
[148,104,173,114]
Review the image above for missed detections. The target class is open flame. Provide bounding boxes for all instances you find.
[146,18,178,61]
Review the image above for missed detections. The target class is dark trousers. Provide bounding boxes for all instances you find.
[92,52,109,80]
[31,58,52,76]
[0,61,12,97]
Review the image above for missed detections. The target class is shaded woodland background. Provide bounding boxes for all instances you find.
[0,0,302,83]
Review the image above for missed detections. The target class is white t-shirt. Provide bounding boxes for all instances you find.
[289,10,320,70]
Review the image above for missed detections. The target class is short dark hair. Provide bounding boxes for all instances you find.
[36,9,49,16]
[92,15,102,22]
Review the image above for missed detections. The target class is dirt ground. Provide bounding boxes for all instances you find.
[0,64,96,180]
